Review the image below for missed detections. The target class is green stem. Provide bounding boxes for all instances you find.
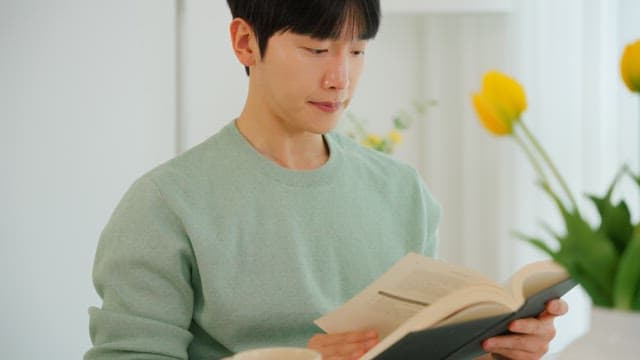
[518,121,580,214]
[512,130,568,214]
[513,131,551,189]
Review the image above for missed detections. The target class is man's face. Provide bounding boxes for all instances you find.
[249,30,368,135]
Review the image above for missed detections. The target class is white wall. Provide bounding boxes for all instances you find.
[178,0,247,151]
[0,1,176,358]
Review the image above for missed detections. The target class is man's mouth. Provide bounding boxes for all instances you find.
[308,101,343,113]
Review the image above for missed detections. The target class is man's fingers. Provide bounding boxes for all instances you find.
[545,299,569,316]
[524,299,568,322]
[482,300,567,359]
[489,348,544,360]
[321,340,376,357]
[324,350,367,360]
[508,317,556,339]
[535,299,569,321]
[484,334,549,355]
[307,330,379,360]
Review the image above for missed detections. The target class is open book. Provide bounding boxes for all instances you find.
[314,253,576,360]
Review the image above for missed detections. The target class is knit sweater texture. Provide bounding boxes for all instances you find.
[86,121,440,359]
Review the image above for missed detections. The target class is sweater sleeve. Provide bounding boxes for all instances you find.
[416,172,441,258]
[85,176,195,360]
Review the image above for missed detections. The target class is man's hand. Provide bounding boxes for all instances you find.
[307,330,379,360]
[479,299,569,360]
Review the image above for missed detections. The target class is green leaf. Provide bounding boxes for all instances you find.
[540,221,561,241]
[625,166,640,188]
[613,233,640,309]
[392,116,407,130]
[537,181,571,219]
[634,282,640,311]
[590,196,634,254]
[514,232,556,259]
[555,210,619,306]
[514,225,616,307]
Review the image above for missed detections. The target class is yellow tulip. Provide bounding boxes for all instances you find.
[388,130,403,144]
[473,93,512,135]
[362,133,382,148]
[472,71,528,136]
[621,39,640,93]
[482,71,527,119]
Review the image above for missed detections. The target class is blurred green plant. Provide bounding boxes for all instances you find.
[341,99,436,154]
[472,67,640,311]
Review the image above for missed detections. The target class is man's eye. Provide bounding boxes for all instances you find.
[306,48,328,55]
[352,50,365,56]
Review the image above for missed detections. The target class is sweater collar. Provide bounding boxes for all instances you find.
[223,120,343,187]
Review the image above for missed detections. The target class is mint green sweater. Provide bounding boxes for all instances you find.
[86,121,440,360]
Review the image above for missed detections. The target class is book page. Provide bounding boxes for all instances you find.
[316,256,571,360]
[359,286,518,360]
[314,253,501,338]
[505,260,569,304]
[433,301,513,328]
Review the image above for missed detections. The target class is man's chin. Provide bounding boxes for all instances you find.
[314,116,342,134]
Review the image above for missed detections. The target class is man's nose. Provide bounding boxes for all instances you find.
[323,55,350,90]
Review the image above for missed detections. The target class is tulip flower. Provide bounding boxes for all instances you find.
[472,70,579,213]
[472,71,527,136]
[388,130,403,145]
[621,39,640,93]
[471,64,640,311]
[364,134,382,147]
[472,93,512,135]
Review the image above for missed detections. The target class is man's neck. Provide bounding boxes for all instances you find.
[235,114,330,171]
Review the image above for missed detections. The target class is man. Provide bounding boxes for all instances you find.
[86,1,567,359]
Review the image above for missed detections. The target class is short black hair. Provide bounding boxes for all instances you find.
[227,0,381,75]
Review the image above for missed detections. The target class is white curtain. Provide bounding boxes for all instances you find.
[411,0,640,352]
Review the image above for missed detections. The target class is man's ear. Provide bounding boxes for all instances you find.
[230,18,259,68]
